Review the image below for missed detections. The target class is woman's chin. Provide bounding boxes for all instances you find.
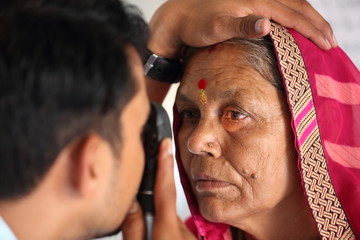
[198,195,260,226]
[198,196,239,223]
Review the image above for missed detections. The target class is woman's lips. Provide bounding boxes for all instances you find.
[193,175,231,192]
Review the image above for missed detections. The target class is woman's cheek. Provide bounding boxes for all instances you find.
[221,117,251,132]
[177,129,192,171]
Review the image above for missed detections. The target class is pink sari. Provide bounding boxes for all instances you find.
[173,23,360,240]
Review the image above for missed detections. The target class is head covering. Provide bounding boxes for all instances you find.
[173,22,360,240]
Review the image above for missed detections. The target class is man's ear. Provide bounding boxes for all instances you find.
[62,134,114,198]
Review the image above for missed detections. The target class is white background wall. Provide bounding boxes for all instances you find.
[98,0,360,239]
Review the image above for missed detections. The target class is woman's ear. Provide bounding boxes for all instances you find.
[60,134,115,199]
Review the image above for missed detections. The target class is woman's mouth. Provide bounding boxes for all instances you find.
[193,175,231,192]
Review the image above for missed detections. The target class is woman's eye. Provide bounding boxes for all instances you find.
[223,110,247,121]
[180,109,199,120]
[221,107,248,132]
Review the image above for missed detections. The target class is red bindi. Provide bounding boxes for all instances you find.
[197,79,208,105]
[198,78,207,90]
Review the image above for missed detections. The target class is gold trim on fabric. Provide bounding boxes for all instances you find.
[270,23,355,240]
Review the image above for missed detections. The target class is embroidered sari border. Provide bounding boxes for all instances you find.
[269,23,355,240]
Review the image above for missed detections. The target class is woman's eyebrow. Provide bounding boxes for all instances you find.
[176,87,252,104]
[216,89,247,100]
[175,93,195,104]
[217,89,237,99]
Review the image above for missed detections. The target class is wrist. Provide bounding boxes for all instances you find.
[147,36,183,60]
[142,47,183,84]
[148,0,187,59]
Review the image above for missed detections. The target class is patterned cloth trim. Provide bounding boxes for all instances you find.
[269,23,355,240]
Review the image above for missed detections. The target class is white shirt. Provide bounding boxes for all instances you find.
[0,216,17,240]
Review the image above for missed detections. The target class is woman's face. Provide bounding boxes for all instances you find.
[175,44,301,226]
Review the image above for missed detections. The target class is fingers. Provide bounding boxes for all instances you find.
[217,15,271,39]
[154,138,177,224]
[276,0,337,47]
[151,142,198,239]
[148,0,337,63]
[121,201,145,240]
[123,139,189,240]
[212,0,336,50]
[152,138,187,239]
[260,0,334,50]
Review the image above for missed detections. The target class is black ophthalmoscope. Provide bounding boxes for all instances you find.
[137,102,172,240]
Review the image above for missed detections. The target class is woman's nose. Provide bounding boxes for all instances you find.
[187,119,221,158]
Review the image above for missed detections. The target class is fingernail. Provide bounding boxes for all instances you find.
[332,33,338,47]
[128,201,138,214]
[162,138,174,169]
[324,38,331,50]
[164,138,173,156]
[254,19,263,34]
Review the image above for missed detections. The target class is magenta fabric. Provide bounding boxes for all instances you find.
[288,29,360,238]
[173,27,360,239]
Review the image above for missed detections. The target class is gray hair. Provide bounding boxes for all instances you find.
[223,36,284,92]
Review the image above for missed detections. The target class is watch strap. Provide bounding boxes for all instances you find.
[142,48,182,84]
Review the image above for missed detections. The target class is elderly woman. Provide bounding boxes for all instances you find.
[173,23,360,240]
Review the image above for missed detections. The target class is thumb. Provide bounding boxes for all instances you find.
[154,138,177,224]
[152,138,196,239]
[221,15,271,39]
[121,201,145,240]
[152,138,180,238]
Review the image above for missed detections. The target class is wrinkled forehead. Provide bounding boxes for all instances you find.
[179,44,260,95]
[183,44,249,76]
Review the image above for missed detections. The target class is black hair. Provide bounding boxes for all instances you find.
[0,0,149,199]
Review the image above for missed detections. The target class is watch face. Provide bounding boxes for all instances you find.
[143,53,158,75]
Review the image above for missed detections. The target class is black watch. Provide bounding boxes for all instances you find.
[142,48,183,84]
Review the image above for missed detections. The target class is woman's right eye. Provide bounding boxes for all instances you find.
[180,109,199,121]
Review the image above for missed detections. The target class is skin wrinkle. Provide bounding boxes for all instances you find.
[190,156,252,221]
[228,136,265,200]
[183,66,271,121]
[176,42,318,239]
[223,40,284,92]
[179,81,285,217]
[216,73,278,121]
[178,63,285,195]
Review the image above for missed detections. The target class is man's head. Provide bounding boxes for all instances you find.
[0,0,150,238]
